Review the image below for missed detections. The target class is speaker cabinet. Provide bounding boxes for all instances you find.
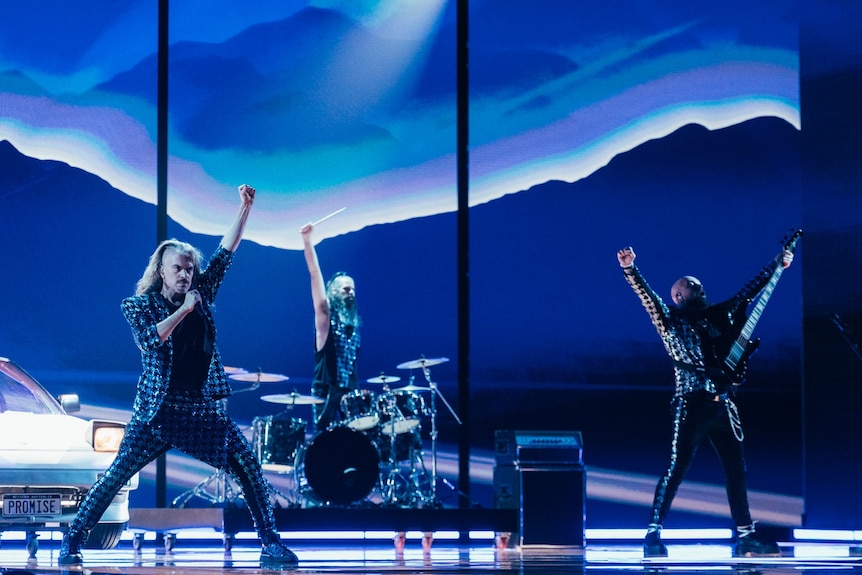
[519,464,585,546]
[493,430,585,548]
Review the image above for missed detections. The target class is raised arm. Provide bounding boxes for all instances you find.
[220,184,256,253]
[617,246,672,336]
[301,222,331,351]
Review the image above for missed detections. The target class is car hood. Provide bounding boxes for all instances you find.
[0,411,91,454]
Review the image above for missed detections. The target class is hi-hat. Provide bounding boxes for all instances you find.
[392,384,431,392]
[261,392,323,405]
[367,374,401,384]
[396,357,450,370]
[229,372,289,383]
[223,366,248,374]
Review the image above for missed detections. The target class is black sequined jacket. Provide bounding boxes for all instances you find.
[623,259,777,397]
[121,246,234,422]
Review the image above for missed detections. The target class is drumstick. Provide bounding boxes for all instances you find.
[311,207,346,227]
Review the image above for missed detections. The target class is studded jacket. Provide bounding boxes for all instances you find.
[121,246,234,422]
[623,260,777,397]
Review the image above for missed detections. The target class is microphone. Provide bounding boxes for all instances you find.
[192,288,205,316]
[832,313,852,334]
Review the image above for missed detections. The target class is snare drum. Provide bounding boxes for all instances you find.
[294,426,379,505]
[377,390,426,435]
[340,389,379,430]
[252,415,306,474]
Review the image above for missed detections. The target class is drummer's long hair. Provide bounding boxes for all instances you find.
[326,271,361,327]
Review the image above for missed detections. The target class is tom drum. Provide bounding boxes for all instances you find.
[377,391,426,435]
[339,389,379,431]
[252,415,306,474]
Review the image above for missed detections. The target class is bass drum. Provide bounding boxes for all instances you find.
[252,415,306,474]
[294,426,379,505]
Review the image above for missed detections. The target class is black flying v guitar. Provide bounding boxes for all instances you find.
[707,228,803,387]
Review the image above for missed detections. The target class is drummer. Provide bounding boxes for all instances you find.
[300,221,361,431]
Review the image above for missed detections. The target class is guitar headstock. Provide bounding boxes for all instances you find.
[782,228,803,253]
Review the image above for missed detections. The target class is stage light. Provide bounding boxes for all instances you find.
[584,528,733,541]
[793,528,861,542]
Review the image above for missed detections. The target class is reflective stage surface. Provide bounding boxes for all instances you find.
[3,538,862,574]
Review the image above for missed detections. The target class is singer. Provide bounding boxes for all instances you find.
[58,185,298,569]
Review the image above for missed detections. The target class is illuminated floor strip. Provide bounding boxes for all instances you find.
[0,540,861,573]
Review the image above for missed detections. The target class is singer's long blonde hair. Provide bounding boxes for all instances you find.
[135,239,203,295]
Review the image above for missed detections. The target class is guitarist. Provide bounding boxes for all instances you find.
[617,245,794,558]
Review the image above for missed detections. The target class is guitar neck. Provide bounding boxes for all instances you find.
[722,228,801,373]
[726,266,784,368]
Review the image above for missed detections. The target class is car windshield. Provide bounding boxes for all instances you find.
[0,358,63,415]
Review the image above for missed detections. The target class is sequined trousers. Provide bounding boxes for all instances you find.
[64,396,279,545]
[650,391,753,527]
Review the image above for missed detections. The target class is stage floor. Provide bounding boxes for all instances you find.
[4,540,862,574]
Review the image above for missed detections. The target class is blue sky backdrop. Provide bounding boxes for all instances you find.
[0,0,813,523]
[1,0,799,248]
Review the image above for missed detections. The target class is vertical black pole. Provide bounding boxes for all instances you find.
[456,0,471,515]
[155,0,169,509]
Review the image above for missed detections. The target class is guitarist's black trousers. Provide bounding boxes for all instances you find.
[650,390,752,527]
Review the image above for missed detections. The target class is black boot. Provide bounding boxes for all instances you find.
[260,541,299,568]
[58,532,84,565]
[734,529,781,557]
[644,528,668,557]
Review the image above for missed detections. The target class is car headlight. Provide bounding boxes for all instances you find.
[88,421,126,453]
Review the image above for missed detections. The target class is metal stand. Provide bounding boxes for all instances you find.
[833,314,862,367]
[421,363,461,506]
[389,357,461,507]
[378,382,423,506]
[172,467,242,508]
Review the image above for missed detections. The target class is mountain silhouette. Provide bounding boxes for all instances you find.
[0,115,801,388]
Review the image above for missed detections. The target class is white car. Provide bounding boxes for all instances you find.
[0,356,138,557]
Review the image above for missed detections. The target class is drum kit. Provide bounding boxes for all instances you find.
[173,357,458,510]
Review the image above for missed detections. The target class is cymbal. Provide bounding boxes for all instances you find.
[261,393,323,405]
[367,374,401,384]
[229,372,289,383]
[396,357,449,370]
[223,366,247,374]
[392,384,431,392]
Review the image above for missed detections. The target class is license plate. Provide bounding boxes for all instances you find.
[2,493,62,517]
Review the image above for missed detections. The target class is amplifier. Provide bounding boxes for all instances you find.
[494,430,583,466]
[493,429,585,547]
